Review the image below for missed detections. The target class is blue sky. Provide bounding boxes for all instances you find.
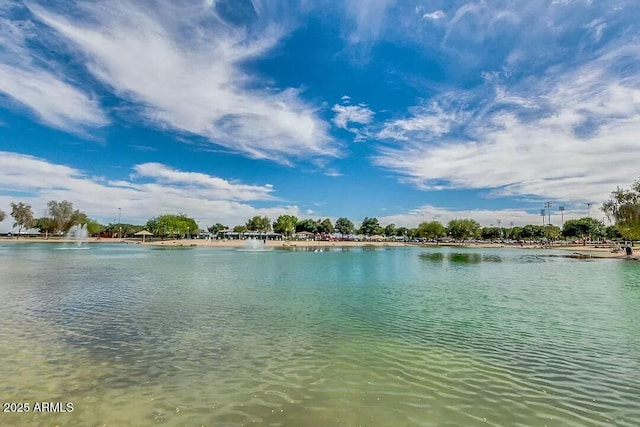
[1,0,639,232]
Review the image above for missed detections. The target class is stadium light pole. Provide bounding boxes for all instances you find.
[544,201,552,226]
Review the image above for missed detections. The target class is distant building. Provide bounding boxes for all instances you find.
[294,231,315,240]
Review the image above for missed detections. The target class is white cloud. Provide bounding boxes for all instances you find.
[0,151,300,232]
[331,103,374,142]
[343,0,395,43]
[0,3,108,132]
[423,10,445,21]
[131,163,275,202]
[331,104,374,129]
[26,1,337,162]
[323,168,343,177]
[493,85,540,109]
[377,102,460,141]
[0,65,108,130]
[585,18,607,43]
[373,42,640,205]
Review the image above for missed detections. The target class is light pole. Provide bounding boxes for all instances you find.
[541,209,545,226]
[587,203,593,217]
[559,206,565,229]
[118,208,122,240]
[544,202,552,226]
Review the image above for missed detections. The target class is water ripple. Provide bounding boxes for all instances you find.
[0,245,639,426]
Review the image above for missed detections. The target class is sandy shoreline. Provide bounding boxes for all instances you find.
[1,236,637,260]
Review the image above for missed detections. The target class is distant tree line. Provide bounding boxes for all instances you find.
[206,214,623,243]
[2,176,638,241]
[0,200,100,239]
[0,200,139,239]
[146,214,198,239]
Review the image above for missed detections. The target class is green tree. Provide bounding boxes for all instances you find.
[359,217,382,236]
[178,214,198,238]
[605,225,623,240]
[208,223,227,234]
[146,214,197,239]
[296,218,318,233]
[446,218,481,241]
[34,217,55,239]
[108,222,142,238]
[47,200,75,235]
[416,221,446,241]
[507,226,523,240]
[545,225,561,241]
[396,226,410,237]
[384,223,396,237]
[317,218,334,234]
[85,218,106,236]
[0,209,5,222]
[521,224,546,239]
[273,215,298,237]
[68,209,88,228]
[602,178,640,240]
[562,217,604,241]
[125,224,144,237]
[233,225,248,234]
[335,217,354,236]
[480,227,502,240]
[145,217,159,236]
[10,202,34,238]
[246,216,271,232]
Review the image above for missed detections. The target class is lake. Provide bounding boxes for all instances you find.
[0,243,639,426]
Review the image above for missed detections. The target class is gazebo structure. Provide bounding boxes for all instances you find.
[134,229,153,243]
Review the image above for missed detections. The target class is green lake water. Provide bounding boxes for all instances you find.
[0,243,639,426]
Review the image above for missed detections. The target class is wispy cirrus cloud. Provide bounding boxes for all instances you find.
[342,0,395,44]
[24,0,337,162]
[323,168,343,177]
[373,52,640,203]
[370,0,640,205]
[131,162,275,202]
[0,65,108,131]
[377,102,462,141]
[0,1,108,132]
[332,104,374,129]
[331,102,374,141]
[0,151,299,231]
[422,10,446,21]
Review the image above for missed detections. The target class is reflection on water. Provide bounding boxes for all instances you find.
[420,249,605,265]
[0,243,639,426]
[150,245,194,250]
[420,252,504,264]
[277,245,333,252]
